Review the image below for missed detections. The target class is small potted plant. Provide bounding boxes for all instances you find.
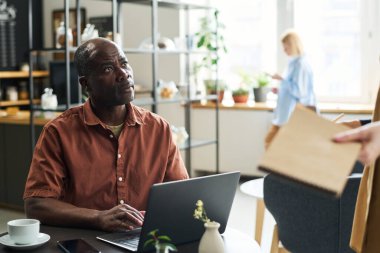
[144,229,177,253]
[232,87,250,104]
[204,79,227,103]
[253,73,271,102]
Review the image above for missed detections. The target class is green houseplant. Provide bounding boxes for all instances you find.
[144,229,177,253]
[204,79,227,103]
[195,10,227,102]
[253,73,271,102]
[232,87,249,104]
[230,68,254,104]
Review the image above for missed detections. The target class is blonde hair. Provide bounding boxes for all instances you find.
[281,29,304,56]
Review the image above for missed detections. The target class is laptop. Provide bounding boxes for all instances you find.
[96,171,240,252]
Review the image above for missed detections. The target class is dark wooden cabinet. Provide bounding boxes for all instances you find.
[0,125,5,203]
[0,124,42,208]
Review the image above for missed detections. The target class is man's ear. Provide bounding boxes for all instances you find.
[79,76,89,92]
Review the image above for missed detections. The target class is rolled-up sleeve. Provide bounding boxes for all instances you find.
[23,125,66,200]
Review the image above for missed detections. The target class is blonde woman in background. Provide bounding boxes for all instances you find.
[265,29,317,149]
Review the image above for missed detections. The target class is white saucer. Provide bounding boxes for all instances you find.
[0,233,50,250]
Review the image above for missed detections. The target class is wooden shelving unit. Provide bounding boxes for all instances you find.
[25,0,220,175]
[0,71,47,108]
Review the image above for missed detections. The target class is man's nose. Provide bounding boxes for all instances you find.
[116,67,130,82]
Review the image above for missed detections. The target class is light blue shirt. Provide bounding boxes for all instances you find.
[272,55,316,126]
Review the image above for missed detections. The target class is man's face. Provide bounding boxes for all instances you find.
[84,41,135,107]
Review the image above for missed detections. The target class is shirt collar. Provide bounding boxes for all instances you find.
[83,99,144,126]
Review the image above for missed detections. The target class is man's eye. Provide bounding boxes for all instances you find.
[121,62,129,69]
[104,66,113,72]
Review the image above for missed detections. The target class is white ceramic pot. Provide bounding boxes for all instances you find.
[198,221,225,253]
[155,244,170,253]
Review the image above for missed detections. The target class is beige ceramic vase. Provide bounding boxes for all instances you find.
[198,221,225,253]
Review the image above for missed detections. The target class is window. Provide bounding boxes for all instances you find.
[210,0,277,88]
[210,0,379,103]
[294,0,363,102]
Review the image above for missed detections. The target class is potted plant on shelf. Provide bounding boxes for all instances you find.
[204,79,227,103]
[253,73,271,102]
[194,9,227,102]
[232,87,249,104]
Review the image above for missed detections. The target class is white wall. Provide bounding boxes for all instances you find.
[191,109,371,177]
[191,109,272,176]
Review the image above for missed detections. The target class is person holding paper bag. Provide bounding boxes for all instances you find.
[333,86,380,253]
[265,29,317,149]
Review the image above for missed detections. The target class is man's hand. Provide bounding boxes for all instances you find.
[25,198,145,232]
[97,204,145,232]
[333,121,380,166]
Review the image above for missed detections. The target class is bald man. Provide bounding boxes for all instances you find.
[24,38,188,232]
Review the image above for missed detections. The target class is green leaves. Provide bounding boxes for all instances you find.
[232,88,249,96]
[197,36,206,48]
[256,73,271,88]
[157,235,172,242]
[144,229,177,252]
[143,239,156,249]
[148,229,159,237]
[195,9,227,72]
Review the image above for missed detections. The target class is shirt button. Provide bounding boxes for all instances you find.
[118,154,121,159]
[109,134,113,138]
[120,200,124,204]
[118,177,123,182]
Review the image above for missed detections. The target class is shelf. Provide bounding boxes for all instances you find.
[188,94,218,102]
[30,94,215,111]
[131,94,218,106]
[132,97,185,106]
[0,110,58,126]
[0,71,49,79]
[0,99,41,107]
[125,48,209,55]
[30,47,78,53]
[31,103,82,112]
[30,47,208,55]
[97,0,212,10]
[178,139,217,150]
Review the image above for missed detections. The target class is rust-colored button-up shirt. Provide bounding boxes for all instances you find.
[24,100,189,210]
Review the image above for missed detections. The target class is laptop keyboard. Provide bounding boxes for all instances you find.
[113,235,140,248]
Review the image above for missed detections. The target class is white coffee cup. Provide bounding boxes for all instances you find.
[7,219,40,245]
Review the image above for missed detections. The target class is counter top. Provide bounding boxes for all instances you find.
[0,110,58,126]
[0,101,374,126]
[192,101,374,115]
